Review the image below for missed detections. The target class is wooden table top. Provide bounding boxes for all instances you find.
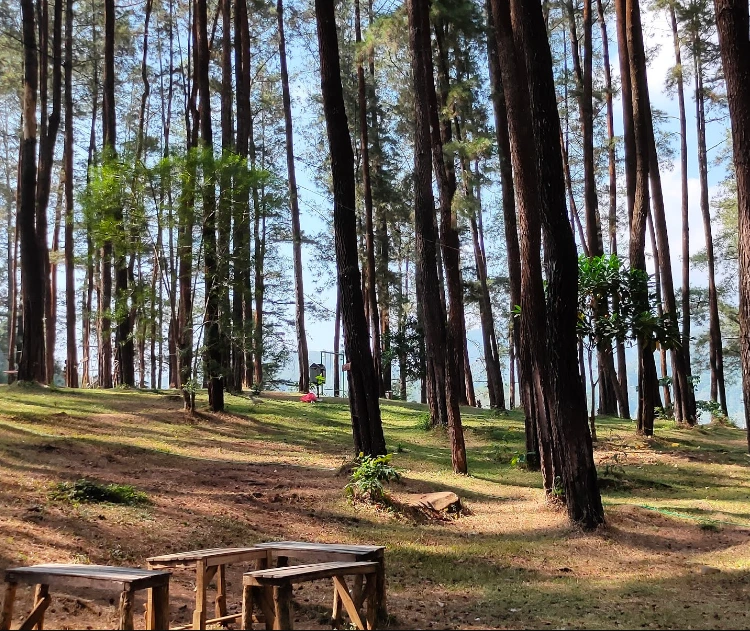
[243,561,378,586]
[4,564,170,591]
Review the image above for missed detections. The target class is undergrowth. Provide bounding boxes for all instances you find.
[49,479,150,506]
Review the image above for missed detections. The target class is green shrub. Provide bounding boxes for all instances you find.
[50,479,150,506]
[415,413,432,431]
[344,453,400,503]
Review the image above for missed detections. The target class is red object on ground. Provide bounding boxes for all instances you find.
[300,392,318,403]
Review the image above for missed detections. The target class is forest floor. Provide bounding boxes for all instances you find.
[0,385,749,629]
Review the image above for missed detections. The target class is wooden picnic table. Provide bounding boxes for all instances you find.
[147,547,270,630]
[0,564,170,630]
[253,541,387,623]
[147,541,387,629]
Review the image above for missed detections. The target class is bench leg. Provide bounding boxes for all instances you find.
[241,585,253,630]
[272,584,292,631]
[33,585,49,631]
[215,564,227,619]
[331,586,342,630]
[193,560,208,630]
[119,590,135,631]
[375,557,387,624]
[150,583,170,631]
[258,587,275,631]
[0,582,16,631]
[332,577,365,631]
[364,576,377,630]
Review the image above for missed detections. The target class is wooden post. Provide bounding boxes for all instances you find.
[0,582,16,631]
[151,583,170,631]
[258,587,275,631]
[331,586,342,630]
[272,584,292,631]
[241,585,253,630]
[119,590,135,631]
[32,585,49,630]
[215,565,227,618]
[193,559,207,630]
[375,553,387,624]
[146,587,155,630]
[365,576,377,631]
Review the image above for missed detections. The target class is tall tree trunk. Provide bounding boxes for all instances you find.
[510,0,604,528]
[196,0,223,411]
[314,0,386,456]
[6,139,19,383]
[408,0,466,472]
[37,0,62,384]
[648,210,673,410]
[667,2,692,407]
[621,0,659,435]
[354,0,384,397]
[278,0,310,394]
[334,284,341,397]
[712,0,750,451]
[63,0,77,387]
[486,0,539,468]
[233,0,251,392]
[694,49,727,416]
[18,0,46,383]
[431,20,473,409]
[217,0,232,393]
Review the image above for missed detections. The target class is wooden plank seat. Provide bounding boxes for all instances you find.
[0,564,170,631]
[241,561,379,630]
[253,541,387,623]
[147,547,270,630]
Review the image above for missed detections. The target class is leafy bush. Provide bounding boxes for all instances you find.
[50,479,149,506]
[415,413,432,431]
[344,453,401,503]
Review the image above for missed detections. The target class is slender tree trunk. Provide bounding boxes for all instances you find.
[431,21,473,409]
[666,2,692,407]
[19,0,46,383]
[63,0,77,387]
[648,210,672,410]
[315,0,386,456]
[196,0,223,411]
[712,0,750,451]
[597,0,629,418]
[408,0,466,471]
[622,0,659,435]
[334,284,341,397]
[278,0,310,394]
[694,51,727,416]
[486,0,539,468]
[354,0,384,397]
[6,138,19,383]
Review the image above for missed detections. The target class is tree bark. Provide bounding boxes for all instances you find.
[622,0,660,435]
[486,0,539,468]
[63,0,77,387]
[354,0,384,397]
[712,0,750,451]
[666,2,692,411]
[693,47,727,416]
[278,0,310,394]
[408,0,466,471]
[18,0,46,383]
[315,0,386,456]
[509,0,604,528]
[196,0,223,411]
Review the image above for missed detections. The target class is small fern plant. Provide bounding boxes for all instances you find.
[345,453,401,503]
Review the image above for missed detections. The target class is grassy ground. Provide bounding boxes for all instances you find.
[1,384,749,629]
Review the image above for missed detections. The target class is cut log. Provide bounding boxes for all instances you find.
[406,491,461,512]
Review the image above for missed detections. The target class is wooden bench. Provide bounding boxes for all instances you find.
[0,564,170,630]
[241,561,379,630]
[147,547,270,630]
[253,541,386,622]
